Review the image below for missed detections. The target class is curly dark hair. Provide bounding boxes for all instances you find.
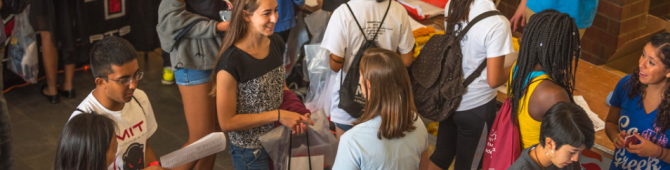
[509,10,581,123]
[625,32,670,132]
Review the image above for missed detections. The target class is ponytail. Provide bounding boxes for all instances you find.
[445,0,475,32]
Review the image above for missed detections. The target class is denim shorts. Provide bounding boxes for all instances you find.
[229,144,270,170]
[334,122,353,131]
[173,69,212,86]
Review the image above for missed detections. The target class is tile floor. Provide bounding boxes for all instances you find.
[5,51,235,170]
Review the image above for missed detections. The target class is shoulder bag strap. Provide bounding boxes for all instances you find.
[371,0,393,41]
[132,96,147,117]
[173,19,208,48]
[345,3,369,41]
[460,11,503,87]
[341,0,393,86]
[456,11,502,41]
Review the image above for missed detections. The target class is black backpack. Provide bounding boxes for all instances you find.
[410,11,502,122]
[338,0,392,119]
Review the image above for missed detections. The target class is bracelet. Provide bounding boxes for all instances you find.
[278,109,281,122]
[656,145,662,158]
[148,161,160,167]
[660,146,665,159]
[330,55,344,64]
[662,147,666,159]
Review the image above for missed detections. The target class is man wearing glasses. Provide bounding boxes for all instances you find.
[69,36,164,170]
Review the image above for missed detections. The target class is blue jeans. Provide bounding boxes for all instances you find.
[173,68,212,86]
[229,144,270,170]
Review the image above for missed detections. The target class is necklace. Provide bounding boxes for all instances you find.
[532,147,546,170]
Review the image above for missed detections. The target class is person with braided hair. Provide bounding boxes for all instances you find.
[507,9,581,150]
[606,32,670,170]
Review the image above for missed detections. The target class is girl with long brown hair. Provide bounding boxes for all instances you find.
[333,48,429,169]
[210,0,313,169]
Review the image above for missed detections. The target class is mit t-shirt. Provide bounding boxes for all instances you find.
[70,89,157,170]
[320,0,415,125]
[610,75,670,170]
[215,34,285,149]
[444,0,514,111]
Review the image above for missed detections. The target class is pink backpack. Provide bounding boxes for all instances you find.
[483,98,522,170]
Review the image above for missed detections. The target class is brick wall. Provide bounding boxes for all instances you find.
[496,0,652,65]
[649,0,670,19]
[496,0,520,20]
[582,0,650,64]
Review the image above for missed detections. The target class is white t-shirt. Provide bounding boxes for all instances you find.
[333,116,428,170]
[444,0,515,111]
[321,0,415,125]
[70,89,158,170]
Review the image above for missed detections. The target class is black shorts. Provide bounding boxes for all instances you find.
[30,0,77,65]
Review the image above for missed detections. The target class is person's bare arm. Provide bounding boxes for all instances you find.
[606,106,627,149]
[217,21,230,31]
[486,56,509,88]
[509,0,528,32]
[658,147,670,163]
[419,150,430,170]
[400,51,414,67]
[145,143,159,167]
[329,54,344,72]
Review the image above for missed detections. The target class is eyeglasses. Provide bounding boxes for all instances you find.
[99,71,144,86]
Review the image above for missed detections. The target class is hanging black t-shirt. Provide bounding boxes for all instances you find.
[323,0,349,12]
[215,34,286,149]
[186,0,229,21]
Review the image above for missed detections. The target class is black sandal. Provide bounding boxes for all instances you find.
[58,88,76,99]
[41,85,60,104]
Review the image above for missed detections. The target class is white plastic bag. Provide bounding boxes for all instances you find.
[303,44,335,116]
[259,110,338,170]
[8,5,38,84]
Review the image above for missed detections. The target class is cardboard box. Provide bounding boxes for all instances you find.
[605,15,670,73]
